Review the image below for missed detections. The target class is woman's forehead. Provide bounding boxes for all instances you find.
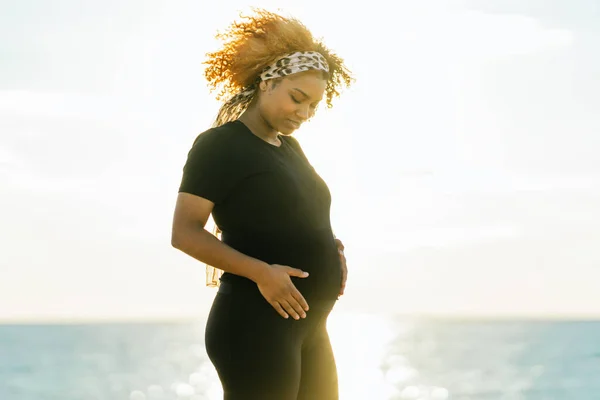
[283,73,326,98]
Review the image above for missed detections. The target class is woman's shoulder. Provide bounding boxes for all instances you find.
[193,121,242,143]
[191,121,251,156]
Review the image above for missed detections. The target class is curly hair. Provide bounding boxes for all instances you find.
[203,8,354,126]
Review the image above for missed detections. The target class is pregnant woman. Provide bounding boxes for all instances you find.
[171,9,352,399]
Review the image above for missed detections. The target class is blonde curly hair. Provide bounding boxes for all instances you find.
[204,8,354,127]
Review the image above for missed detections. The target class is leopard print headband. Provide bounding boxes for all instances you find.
[259,51,329,80]
[212,51,329,127]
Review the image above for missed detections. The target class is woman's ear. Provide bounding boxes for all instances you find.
[259,80,267,91]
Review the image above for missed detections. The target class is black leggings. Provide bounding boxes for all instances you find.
[205,283,338,400]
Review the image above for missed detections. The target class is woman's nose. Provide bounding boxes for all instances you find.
[296,105,310,121]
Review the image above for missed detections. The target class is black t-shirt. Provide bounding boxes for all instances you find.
[178,120,342,301]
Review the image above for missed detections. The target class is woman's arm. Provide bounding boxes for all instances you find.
[171,192,270,282]
[171,192,310,319]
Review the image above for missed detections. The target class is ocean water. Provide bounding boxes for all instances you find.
[2,313,600,400]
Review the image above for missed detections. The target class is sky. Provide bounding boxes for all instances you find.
[1,0,599,321]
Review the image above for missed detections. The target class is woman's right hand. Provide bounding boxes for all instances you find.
[255,264,310,320]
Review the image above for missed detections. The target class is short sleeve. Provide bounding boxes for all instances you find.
[285,136,314,169]
[178,129,241,204]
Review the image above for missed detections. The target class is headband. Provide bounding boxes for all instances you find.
[260,51,329,80]
[212,51,329,127]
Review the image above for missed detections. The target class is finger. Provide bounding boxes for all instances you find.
[289,291,308,318]
[291,289,309,312]
[280,299,301,320]
[287,267,309,278]
[271,301,289,319]
[340,267,348,296]
[338,251,346,265]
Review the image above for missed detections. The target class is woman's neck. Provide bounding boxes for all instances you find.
[238,109,281,146]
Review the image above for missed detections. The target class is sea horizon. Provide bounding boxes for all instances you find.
[4,312,600,399]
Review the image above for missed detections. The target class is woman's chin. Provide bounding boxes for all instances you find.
[279,119,301,134]
[278,126,297,135]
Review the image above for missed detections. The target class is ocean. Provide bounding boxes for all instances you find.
[2,313,600,400]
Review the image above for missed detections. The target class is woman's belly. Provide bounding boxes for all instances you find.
[220,229,342,301]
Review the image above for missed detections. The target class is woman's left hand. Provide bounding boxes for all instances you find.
[334,238,347,297]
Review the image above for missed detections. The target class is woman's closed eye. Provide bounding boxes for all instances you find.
[292,95,319,108]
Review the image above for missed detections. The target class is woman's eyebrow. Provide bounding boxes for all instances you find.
[292,88,322,102]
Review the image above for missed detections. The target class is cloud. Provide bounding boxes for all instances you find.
[0,146,20,169]
[0,90,181,187]
[383,9,574,60]
[0,90,148,119]
[441,11,573,58]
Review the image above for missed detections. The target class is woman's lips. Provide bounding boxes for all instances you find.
[286,119,301,129]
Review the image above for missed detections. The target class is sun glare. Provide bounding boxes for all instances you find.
[328,312,400,399]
